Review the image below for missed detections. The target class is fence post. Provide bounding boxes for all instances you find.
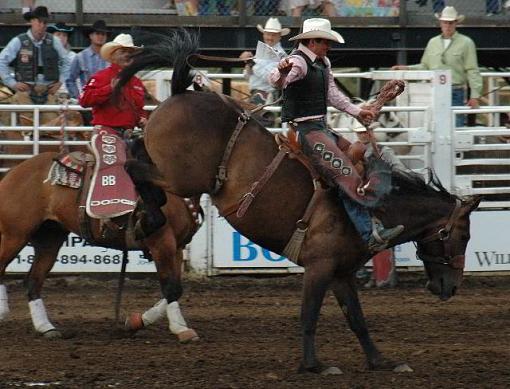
[75,0,84,26]
[430,69,453,190]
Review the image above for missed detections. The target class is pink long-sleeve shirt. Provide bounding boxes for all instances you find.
[269,43,361,122]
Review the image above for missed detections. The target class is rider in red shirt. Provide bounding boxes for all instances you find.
[79,34,157,234]
[79,34,147,132]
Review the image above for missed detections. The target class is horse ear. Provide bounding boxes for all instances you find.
[465,195,482,211]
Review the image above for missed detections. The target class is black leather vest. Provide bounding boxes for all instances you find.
[15,33,59,83]
[281,50,328,122]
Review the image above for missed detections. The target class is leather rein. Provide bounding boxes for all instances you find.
[416,198,465,269]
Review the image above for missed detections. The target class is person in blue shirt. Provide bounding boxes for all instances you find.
[0,6,70,123]
[65,20,110,100]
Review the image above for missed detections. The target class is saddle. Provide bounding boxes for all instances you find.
[46,146,139,247]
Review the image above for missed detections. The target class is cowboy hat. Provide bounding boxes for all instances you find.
[435,6,465,22]
[288,18,344,43]
[47,22,74,34]
[100,33,142,62]
[83,20,111,37]
[256,17,290,36]
[23,6,49,21]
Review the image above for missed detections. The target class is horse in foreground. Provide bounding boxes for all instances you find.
[116,29,481,375]
[0,152,202,342]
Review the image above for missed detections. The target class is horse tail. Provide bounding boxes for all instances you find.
[114,29,199,101]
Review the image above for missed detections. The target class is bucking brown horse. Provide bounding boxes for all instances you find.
[0,151,202,343]
[115,29,481,375]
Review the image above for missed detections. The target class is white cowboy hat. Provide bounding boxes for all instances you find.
[100,33,142,62]
[435,6,465,22]
[352,120,380,132]
[288,18,344,44]
[256,17,290,36]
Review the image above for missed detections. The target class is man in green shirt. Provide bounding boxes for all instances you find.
[392,6,482,127]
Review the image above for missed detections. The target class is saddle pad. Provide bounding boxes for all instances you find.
[86,133,137,219]
[44,161,82,189]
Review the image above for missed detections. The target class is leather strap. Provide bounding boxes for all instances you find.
[78,160,95,243]
[236,146,288,218]
[296,179,323,230]
[212,93,251,194]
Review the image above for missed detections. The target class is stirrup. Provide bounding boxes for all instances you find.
[368,219,404,253]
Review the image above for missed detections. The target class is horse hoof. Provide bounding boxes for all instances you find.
[125,312,144,332]
[43,329,62,339]
[298,362,340,375]
[368,357,404,371]
[320,366,343,376]
[177,329,199,343]
[394,363,413,373]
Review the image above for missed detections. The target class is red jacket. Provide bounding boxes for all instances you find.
[79,63,146,129]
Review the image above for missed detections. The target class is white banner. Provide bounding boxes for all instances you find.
[7,234,156,273]
[204,209,510,273]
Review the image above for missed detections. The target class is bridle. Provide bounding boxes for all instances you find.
[416,198,466,269]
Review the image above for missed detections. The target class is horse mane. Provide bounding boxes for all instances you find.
[114,29,200,101]
[391,168,456,201]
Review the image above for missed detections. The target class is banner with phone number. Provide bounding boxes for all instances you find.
[6,234,156,273]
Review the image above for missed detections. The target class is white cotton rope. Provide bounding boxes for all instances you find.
[28,299,56,333]
[167,301,189,334]
[141,298,167,326]
[0,285,9,320]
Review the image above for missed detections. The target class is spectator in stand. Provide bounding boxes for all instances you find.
[239,18,289,126]
[290,0,336,17]
[392,6,482,127]
[47,22,76,98]
[65,20,110,100]
[0,6,71,123]
[239,18,288,104]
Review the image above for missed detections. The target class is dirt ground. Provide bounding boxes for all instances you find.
[0,272,509,389]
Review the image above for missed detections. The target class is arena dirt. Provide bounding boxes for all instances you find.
[1,273,509,388]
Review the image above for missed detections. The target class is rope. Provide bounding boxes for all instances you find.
[114,250,129,324]
[59,97,70,154]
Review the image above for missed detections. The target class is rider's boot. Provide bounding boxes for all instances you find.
[343,199,404,254]
[367,220,404,253]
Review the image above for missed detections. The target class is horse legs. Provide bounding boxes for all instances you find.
[0,234,32,321]
[299,264,341,375]
[125,231,198,343]
[25,224,68,338]
[330,274,410,371]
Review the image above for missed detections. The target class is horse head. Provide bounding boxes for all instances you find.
[416,195,481,300]
[378,169,481,300]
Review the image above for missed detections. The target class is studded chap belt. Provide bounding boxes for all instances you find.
[93,125,133,138]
